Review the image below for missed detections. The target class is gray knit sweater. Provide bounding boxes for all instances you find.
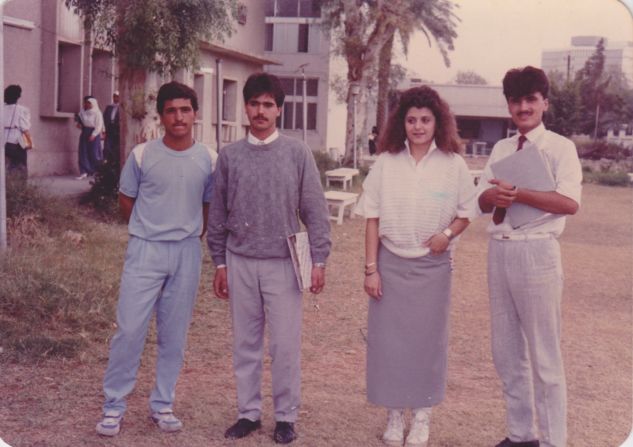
[207,134,331,265]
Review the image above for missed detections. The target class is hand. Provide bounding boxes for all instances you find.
[213,268,229,299]
[488,178,518,208]
[424,233,449,255]
[89,135,96,142]
[364,271,382,299]
[309,266,325,294]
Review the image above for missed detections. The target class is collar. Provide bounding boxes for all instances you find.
[518,122,546,144]
[404,139,438,159]
[247,130,279,146]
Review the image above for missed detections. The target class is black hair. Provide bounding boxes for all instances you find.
[502,66,549,100]
[156,81,199,114]
[243,72,285,107]
[4,85,22,104]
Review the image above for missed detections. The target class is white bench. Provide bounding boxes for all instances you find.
[325,168,360,191]
[324,190,358,225]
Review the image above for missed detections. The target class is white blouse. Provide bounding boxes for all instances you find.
[355,140,478,258]
[3,103,31,145]
[78,109,105,137]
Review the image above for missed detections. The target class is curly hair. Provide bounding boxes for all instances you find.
[378,85,461,154]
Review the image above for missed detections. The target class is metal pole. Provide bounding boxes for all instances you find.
[0,3,7,252]
[302,67,307,144]
[352,93,357,169]
[216,58,222,151]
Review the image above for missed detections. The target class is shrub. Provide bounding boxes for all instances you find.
[583,171,632,187]
[575,140,632,161]
[312,149,339,185]
[79,160,121,220]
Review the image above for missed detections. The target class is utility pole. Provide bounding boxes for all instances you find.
[0,3,7,253]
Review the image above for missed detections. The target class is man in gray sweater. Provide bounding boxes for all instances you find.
[207,72,331,444]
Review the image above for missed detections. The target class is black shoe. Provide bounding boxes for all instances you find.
[273,421,297,444]
[495,438,539,447]
[224,418,261,439]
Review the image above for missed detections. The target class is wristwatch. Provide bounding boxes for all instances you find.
[442,228,455,241]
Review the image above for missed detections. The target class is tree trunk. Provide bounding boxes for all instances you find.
[117,62,149,165]
[376,34,394,132]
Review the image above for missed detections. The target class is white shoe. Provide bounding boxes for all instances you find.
[382,409,405,446]
[76,173,88,180]
[96,410,122,436]
[151,409,183,433]
[405,408,430,447]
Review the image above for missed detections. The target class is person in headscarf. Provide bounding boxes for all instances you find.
[76,96,105,179]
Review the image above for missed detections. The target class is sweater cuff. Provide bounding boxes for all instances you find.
[212,255,226,266]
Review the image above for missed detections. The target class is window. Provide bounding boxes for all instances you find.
[57,42,82,113]
[222,79,237,122]
[268,0,321,17]
[276,77,318,131]
[265,24,274,51]
[297,24,309,52]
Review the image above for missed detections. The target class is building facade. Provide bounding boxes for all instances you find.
[3,0,274,177]
[263,0,331,152]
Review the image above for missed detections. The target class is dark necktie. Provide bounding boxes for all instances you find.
[492,135,527,225]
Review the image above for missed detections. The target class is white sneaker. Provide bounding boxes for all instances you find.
[96,410,122,436]
[76,173,88,180]
[382,409,405,446]
[405,408,430,447]
[151,409,183,433]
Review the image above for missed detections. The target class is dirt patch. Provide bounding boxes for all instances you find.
[0,184,631,447]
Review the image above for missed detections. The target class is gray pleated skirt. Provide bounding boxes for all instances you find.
[366,244,452,409]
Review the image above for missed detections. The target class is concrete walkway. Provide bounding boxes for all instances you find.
[28,175,92,198]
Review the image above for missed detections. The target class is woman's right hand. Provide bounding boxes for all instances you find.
[364,271,382,299]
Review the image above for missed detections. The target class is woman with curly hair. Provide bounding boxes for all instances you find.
[355,85,478,447]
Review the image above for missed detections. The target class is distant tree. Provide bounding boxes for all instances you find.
[454,70,487,85]
[575,38,612,137]
[64,0,236,162]
[544,75,581,137]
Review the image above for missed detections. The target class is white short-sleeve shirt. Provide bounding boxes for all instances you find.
[3,103,31,145]
[476,123,582,237]
[355,140,478,258]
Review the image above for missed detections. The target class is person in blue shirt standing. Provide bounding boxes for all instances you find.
[96,81,215,437]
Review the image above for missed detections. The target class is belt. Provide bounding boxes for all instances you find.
[491,233,552,241]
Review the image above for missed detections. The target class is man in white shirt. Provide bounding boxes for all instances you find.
[478,66,582,447]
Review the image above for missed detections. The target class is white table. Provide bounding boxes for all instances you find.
[324,190,358,225]
[325,168,360,191]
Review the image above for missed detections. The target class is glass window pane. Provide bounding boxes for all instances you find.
[297,24,309,53]
[307,103,317,130]
[279,78,294,96]
[299,0,321,17]
[306,79,318,96]
[295,102,304,129]
[264,0,275,16]
[278,0,298,16]
[265,24,274,51]
[283,102,294,129]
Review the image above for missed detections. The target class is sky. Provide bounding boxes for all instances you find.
[327,0,633,148]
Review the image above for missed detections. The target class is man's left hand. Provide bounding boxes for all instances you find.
[309,265,325,294]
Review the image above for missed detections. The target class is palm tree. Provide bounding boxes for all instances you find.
[375,0,458,131]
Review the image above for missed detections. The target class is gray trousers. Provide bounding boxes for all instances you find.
[488,237,566,447]
[102,236,201,414]
[227,250,303,422]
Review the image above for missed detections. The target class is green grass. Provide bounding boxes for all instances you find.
[0,173,125,362]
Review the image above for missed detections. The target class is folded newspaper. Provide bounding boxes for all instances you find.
[287,232,312,290]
